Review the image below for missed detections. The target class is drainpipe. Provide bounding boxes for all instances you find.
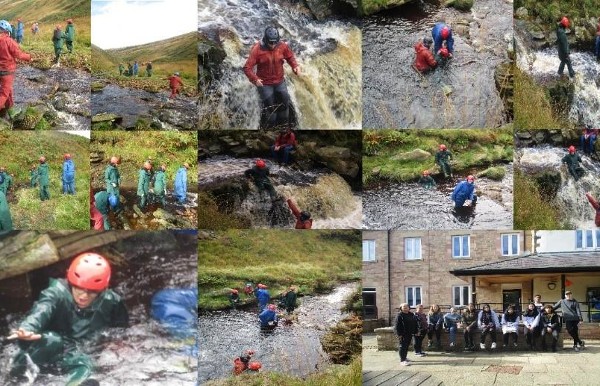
[561,274,566,299]
[471,276,476,306]
[388,230,392,325]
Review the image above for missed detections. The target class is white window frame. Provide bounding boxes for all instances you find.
[363,240,376,262]
[452,235,470,258]
[404,237,422,260]
[405,286,422,307]
[501,233,520,256]
[452,285,471,307]
[575,230,600,249]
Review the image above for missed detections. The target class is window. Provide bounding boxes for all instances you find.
[501,234,519,256]
[575,230,600,249]
[404,238,422,260]
[362,288,377,319]
[363,240,376,262]
[452,285,471,307]
[406,286,422,307]
[452,235,470,258]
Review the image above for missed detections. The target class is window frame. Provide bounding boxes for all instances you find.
[501,233,520,256]
[405,286,423,308]
[362,239,376,262]
[404,237,422,260]
[451,235,470,258]
[452,285,471,307]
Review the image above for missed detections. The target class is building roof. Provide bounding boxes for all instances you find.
[450,251,600,276]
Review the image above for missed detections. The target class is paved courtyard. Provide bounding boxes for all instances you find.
[363,334,600,385]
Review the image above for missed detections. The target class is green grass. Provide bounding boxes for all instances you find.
[0,131,89,230]
[198,192,249,230]
[514,170,565,230]
[198,230,362,310]
[91,32,197,95]
[515,0,598,24]
[204,355,362,386]
[90,131,198,189]
[363,128,513,187]
[514,67,569,130]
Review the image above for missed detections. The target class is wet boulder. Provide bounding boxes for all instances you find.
[92,113,122,124]
[199,35,227,86]
[478,166,506,181]
[392,149,431,162]
[360,0,415,16]
[444,0,474,12]
[91,82,105,92]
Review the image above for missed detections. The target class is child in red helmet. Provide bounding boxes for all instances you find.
[418,170,436,189]
[228,288,240,309]
[8,253,129,385]
[244,159,278,201]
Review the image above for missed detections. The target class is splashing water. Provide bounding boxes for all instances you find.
[199,0,361,129]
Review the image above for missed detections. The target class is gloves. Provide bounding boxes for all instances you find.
[111,183,117,188]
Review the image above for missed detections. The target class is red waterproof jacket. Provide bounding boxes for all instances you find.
[413,42,437,73]
[243,42,298,85]
[0,33,30,72]
[169,75,183,89]
[586,193,600,226]
[287,199,312,229]
[275,132,297,147]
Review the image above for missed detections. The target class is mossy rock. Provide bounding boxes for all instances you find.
[445,0,474,11]
[91,82,105,92]
[92,113,121,123]
[13,107,42,130]
[478,166,506,181]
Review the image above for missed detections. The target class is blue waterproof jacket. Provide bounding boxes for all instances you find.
[432,23,454,53]
[259,309,278,327]
[151,288,198,339]
[256,288,270,310]
[451,180,475,202]
[174,167,187,200]
[62,159,75,183]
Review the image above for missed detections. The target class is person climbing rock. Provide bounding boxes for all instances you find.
[244,159,278,201]
[0,189,12,230]
[15,18,24,44]
[146,61,153,77]
[152,164,167,207]
[52,25,63,64]
[64,19,75,54]
[413,37,437,73]
[435,144,453,178]
[37,156,50,201]
[259,304,278,330]
[8,253,129,386]
[561,145,584,181]
[286,198,312,229]
[174,163,189,204]
[418,170,436,189]
[168,72,183,99]
[92,190,119,230]
[270,127,297,165]
[62,153,75,195]
[451,175,477,209]
[105,156,121,199]
[585,192,600,227]
[137,161,152,210]
[243,26,300,129]
[0,20,31,120]
[432,22,454,56]
[557,16,575,78]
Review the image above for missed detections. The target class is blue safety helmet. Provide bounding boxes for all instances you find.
[108,193,118,209]
[0,20,12,34]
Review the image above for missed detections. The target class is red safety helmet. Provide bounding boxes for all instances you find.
[268,304,277,311]
[248,362,262,371]
[422,170,430,176]
[67,253,111,292]
[39,156,46,163]
[467,175,475,182]
[110,156,119,165]
[439,47,449,58]
[257,283,267,289]
[441,26,450,40]
[255,159,266,169]
[64,153,71,160]
[568,145,576,154]
[143,161,152,170]
[439,144,447,150]
[231,289,239,294]
[560,16,570,29]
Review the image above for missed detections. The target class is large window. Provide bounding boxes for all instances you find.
[501,234,519,256]
[363,288,377,320]
[363,240,376,262]
[452,285,471,307]
[404,237,422,260]
[452,235,470,258]
[406,286,422,307]
[576,230,600,249]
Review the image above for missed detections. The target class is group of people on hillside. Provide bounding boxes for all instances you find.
[118,61,153,77]
[413,22,454,73]
[394,292,585,366]
[417,144,477,210]
[52,19,75,65]
[91,157,190,230]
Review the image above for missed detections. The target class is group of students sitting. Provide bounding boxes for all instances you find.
[395,293,585,365]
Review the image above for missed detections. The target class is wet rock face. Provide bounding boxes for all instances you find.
[515,130,565,148]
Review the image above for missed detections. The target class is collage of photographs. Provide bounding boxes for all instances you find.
[0,0,598,385]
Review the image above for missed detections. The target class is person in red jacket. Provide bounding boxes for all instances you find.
[270,127,297,164]
[168,72,184,99]
[413,38,437,74]
[286,198,312,229]
[243,26,300,128]
[0,20,31,120]
[585,192,600,226]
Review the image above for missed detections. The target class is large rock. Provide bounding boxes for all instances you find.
[315,146,352,160]
[392,149,431,162]
[361,0,414,16]
[515,7,528,19]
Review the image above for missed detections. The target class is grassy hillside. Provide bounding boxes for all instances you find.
[198,230,362,310]
[1,0,89,23]
[92,32,197,94]
[90,131,198,189]
[515,0,597,23]
[0,131,89,230]
[363,128,514,187]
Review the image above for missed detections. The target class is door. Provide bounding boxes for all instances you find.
[502,289,521,312]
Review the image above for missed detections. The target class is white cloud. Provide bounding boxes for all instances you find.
[92,0,197,49]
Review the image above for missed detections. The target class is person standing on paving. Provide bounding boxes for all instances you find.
[413,304,428,357]
[394,303,418,366]
[553,290,585,351]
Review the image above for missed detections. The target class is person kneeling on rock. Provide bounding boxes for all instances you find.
[233,350,261,375]
[451,175,477,209]
[259,304,278,330]
[413,37,437,74]
[561,145,584,181]
[244,159,278,201]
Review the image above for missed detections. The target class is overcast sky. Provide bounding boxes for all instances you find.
[92,0,197,49]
